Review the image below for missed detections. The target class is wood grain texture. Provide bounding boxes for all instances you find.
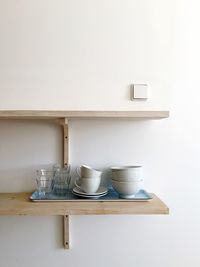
[0,193,169,215]
[0,110,169,119]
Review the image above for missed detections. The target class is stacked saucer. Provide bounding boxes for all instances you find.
[72,186,108,199]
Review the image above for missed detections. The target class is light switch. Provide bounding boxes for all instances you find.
[132,84,149,100]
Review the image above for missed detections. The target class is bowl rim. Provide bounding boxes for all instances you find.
[111,178,143,183]
[111,166,142,171]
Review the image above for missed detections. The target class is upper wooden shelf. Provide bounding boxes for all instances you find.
[0,192,169,215]
[0,110,169,119]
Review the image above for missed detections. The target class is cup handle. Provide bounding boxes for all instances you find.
[76,167,81,177]
[74,178,82,190]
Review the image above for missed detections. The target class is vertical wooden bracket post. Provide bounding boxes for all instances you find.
[57,117,69,166]
[63,215,70,249]
[63,118,69,168]
[59,118,70,249]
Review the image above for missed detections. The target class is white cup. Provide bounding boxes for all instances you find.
[76,165,102,179]
[75,177,101,193]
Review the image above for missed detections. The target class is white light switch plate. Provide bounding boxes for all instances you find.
[132,84,149,100]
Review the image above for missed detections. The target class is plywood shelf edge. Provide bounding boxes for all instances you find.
[0,110,169,119]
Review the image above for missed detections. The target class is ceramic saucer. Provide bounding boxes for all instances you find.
[72,191,108,199]
[72,186,108,196]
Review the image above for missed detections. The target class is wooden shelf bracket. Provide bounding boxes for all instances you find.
[63,215,70,249]
[63,118,69,168]
[62,118,70,249]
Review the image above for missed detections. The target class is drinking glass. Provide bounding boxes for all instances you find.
[36,170,54,196]
[53,165,71,196]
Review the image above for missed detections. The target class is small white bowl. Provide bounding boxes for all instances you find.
[111,166,143,181]
[111,179,143,197]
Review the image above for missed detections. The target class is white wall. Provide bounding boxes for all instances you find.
[1,0,200,267]
[0,0,173,110]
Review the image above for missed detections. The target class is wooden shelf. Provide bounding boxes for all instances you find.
[0,110,169,119]
[0,192,169,215]
[0,111,169,249]
[0,192,168,249]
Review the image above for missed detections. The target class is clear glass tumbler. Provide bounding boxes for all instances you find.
[53,166,71,196]
[36,170,54,196]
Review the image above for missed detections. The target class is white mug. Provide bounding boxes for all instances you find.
[76,165,102,179]
[75,177,101,193]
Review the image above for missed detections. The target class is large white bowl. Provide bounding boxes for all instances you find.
[111,166,143,182]
[111,179,143,197]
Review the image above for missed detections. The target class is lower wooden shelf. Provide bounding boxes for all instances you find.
[0,192,169,249]
[0,192,168,215]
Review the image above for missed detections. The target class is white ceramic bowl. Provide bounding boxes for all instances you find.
[111,179,143,197]
[111,166,143,182]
